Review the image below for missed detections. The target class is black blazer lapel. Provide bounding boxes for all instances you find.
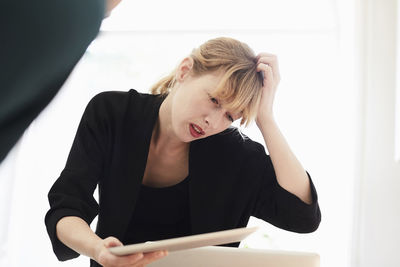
[97,92,164,241]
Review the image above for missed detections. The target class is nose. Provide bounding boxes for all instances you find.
[204,109,224,130]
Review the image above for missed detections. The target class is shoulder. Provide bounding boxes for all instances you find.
[218,127,265,153]
[88,89,159,110]
[86,89,163,121]
[199,127,267,162]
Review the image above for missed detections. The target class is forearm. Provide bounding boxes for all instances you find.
[56,216,102,260]
[257,116,312,204]
[104,0,122,17]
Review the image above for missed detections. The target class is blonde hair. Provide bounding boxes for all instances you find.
[150,37,263,126]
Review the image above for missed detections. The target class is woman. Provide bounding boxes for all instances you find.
[45,37,321,267]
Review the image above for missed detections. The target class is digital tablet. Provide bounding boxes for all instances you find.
[109,226,258,256]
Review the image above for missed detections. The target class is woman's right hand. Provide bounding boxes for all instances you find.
[94,237,168,267]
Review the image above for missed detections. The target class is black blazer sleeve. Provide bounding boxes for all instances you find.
[44,93,108,261]
[250,143,321,233]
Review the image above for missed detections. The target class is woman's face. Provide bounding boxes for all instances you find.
[170,70,241,143]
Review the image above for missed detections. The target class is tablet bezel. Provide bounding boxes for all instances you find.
[109,226,258,256]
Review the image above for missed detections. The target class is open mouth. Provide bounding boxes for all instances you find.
[189,123,205,138]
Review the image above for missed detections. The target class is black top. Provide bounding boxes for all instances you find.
[124,176,191,244]
[44,89,321,267]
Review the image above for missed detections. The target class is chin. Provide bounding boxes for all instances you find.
[175,126,192,143]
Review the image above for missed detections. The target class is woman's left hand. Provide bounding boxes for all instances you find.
[255,53,281,126]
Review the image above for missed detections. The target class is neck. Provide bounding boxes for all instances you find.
[153,93,189,154]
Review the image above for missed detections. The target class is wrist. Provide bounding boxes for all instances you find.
[91,239,104,262]
[256,113,275,129]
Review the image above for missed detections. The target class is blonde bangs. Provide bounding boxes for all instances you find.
[213,65,264,127]
[151,37,264,126]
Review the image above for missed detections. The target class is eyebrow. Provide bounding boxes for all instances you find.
[206,90,243,118]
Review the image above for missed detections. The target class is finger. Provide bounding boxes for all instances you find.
[104,237,123,248]
[256,53,278,66]
[256,63,274,86]
[257,55,279,70]
[256,55,278,72]
[256,60,280,83]
[256,62,273,75]
[134,250,168,266]
[256,52,276,61]
[125,252,145,263]
[143,250,167,262]
[107,252,144,267]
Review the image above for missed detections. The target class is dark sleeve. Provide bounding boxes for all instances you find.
[0,0,104,163]
[44,94,108,261]
[250,145,321,233]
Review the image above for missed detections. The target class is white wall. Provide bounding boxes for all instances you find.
[352,0,400,266]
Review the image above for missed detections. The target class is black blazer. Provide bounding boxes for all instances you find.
[45,89,321,265]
